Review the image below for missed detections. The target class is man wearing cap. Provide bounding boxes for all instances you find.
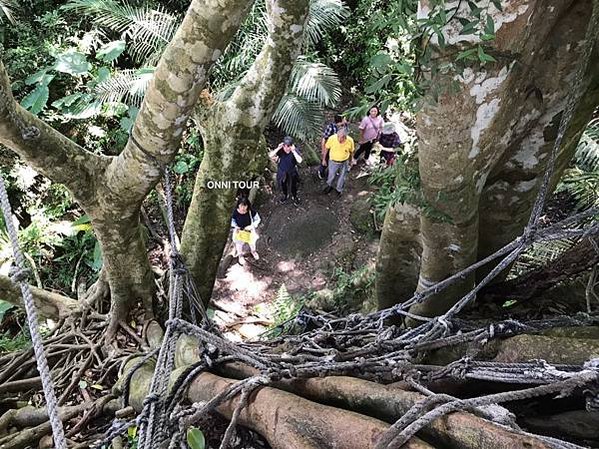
[269,136,303,205]
[319,114,348,179]
[378,122,402,166]
[323,128,354,196]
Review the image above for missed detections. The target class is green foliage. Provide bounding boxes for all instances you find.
[557,117,599,210]
[330,0,420,113]
[0,300,12,322]
[0,331,30,353]
[62,0,180,64]
[368,147,451,224]
[331,265,374,305]
[173,127,204,207]
[0,0,17,24]
[186,427,206,449]
[261,284,306,338]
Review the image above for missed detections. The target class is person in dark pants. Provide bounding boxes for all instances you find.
[378,122,402,166]
[353,106,383,165]
[269,136,303,206]
[319,114,348,179]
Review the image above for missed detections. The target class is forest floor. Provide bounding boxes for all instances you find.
[210,160,381,341]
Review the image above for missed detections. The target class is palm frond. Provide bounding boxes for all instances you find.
[510,239,577,279]
[558,168,599,210]
[210,1,268,89]
[272,94,325,141]
[305,0,350,47]
[62,0,179,63]
[92,68,154,106]
[288,58,341,107]
[574,117,599,172]
[0,0,16,24]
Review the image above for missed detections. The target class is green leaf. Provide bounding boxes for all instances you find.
[481,33,496,41]
[491,0,503,11]
[0,300,13,322]
[21,85,49,114]
[173,160,189,174]
[485,15,495,34]
[52,93,84,110]
[365,74,391,94]
[477,45,497,63]
[72,214,91,226]
[97,67,111,83]
[92,240,103,272]
[187,427,205,449]
[206,307,215,320]
[460,21,478,35]
[78,380,88,389]
[456,48,477,61]
[434,25,446,48]
[96,40,126,62]
[25,69,48,86]
[55,51,92,75]
[369,52,393,71]
[127,426,137,439]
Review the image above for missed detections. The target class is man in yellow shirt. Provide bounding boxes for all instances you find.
[323,128,354,195]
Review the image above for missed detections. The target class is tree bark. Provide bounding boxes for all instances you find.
[0,275,80,320]
[0,0,254,336]
[122,334,563,449]
[375,203,421,310]
[187,372,435,449]
[220,364,556,449]
[377,0,599,316]
[181,0,311,304]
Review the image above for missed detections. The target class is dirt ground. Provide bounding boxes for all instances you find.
[210,161,381,341]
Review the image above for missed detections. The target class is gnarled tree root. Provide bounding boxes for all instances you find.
[0,396,116,449]
[219,364,556,449]
[188,372,435,449]
[124,339,564,449]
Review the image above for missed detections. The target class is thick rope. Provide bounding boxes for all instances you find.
[0,175,67,449]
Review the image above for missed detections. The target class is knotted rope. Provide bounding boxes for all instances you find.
[0,175,67,449]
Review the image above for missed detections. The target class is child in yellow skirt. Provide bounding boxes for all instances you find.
[231,197,261,265]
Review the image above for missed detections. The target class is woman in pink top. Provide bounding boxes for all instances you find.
[353,106,383,165]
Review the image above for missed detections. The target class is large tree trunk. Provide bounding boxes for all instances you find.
[181,0,311,303]
[377,0,599,317]
[181,115,267,302]
[0,0,254,337]
[375,203,421,310]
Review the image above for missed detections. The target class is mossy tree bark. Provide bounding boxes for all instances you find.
[181,0,311,303]
[0,0,253,338]
[376,0,599,317]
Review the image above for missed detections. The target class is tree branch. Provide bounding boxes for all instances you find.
[0,275,80,320]
[227,0,310,128]
[105,0,255,208]
[0,62,104,203]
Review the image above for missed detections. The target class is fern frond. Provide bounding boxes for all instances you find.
[510,239,578,279]
[62,0,179,63]
[305,0,350,47]
[288,58,341,107]
[575,118,599,172]
[92,68,154,106]
[0,0,16,24]
[272,94,325,141]
[558,168,599,210]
